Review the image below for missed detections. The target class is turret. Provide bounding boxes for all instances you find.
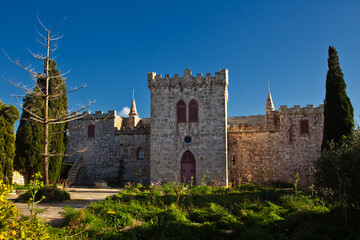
[265,89,277,129]
[128,90,140,128]
[265,92,275,111]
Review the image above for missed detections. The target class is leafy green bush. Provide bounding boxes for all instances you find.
[0,181,50,239]
[314,129,360,206]
[17,186,70,202]
[237,183,263,192]
[270,181,294,188]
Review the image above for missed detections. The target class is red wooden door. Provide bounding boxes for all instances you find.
[181,150,196,184]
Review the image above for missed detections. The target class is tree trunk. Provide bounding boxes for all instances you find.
[43,30,50,187]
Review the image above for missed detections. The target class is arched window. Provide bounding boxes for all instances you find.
[138,148,144,159]
[176,99,186,123]
[188,99,198,122]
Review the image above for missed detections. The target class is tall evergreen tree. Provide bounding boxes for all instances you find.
[14,60,68,183]
[321,46,354,150]
[0,100,19,181]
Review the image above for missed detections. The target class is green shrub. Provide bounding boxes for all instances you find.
[270,182,294,188]
[191,185,212,195]
[17,186,70,202]
[237,183,263,192]
[0,181,50,239]
[314,129,360,206]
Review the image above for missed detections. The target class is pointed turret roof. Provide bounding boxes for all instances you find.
[129,99,138,116]
[265,92,275,111]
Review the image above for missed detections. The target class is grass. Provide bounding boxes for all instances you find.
[49,183,360,239]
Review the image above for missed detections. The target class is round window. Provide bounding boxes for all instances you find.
[184,136,192,144]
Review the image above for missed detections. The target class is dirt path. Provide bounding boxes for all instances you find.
[8,187,122,227]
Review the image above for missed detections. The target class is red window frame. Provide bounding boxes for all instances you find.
[188,99,198,122]
[88,124,95,138]
[176,100,186,123]
[300,120,309,134]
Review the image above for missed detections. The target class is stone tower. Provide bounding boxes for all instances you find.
[148,68,229,186]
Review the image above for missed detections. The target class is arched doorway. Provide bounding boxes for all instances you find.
[180,150,196,184]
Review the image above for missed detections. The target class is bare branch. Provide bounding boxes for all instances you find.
[9,80,34,94]
[49,147,87,157]
[52,16,66,32]
[67,85,86,94]
[35,25,47,40]
[48,69,71,79]
[20,116,43,123]
[2,49,40,76]
[34,36,47,47]
[22,106,44,122]
[49,35,64,41]
[28,48,46,60]
[49,101,95,124]
[37,13,48,32]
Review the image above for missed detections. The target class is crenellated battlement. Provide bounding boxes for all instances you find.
[115,126,150,135]
[279,104,324,115]
[227,123,268,133]
[148,68,228,89]
[70,110,120,120]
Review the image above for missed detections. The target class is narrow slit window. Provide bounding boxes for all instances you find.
[138,148,144,159]
[300,120,309,134]
[88,125,95,138]
[188,99,198,122]
[177,99,186,123]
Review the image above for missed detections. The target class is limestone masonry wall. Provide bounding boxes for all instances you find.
[148,69,228,186]
[228,104,324,185]
[65,110,150,186]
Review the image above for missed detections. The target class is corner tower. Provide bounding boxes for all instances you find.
[148,68,228,186]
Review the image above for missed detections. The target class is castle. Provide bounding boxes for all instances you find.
[65,68,324,186]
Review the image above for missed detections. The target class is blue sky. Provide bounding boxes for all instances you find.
[1,0,359,126]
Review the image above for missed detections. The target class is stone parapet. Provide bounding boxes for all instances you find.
[279,104,324,115]
[70,110,119,120]
[115,127,150,135]
[148,68,228,89]
[227,124,267,132]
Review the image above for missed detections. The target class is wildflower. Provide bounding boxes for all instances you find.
[10,231,16,237]
[107,211,116,214]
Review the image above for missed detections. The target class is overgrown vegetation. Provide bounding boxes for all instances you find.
[314,128,360,206]
[0,180,50,239]
[56,182,360,239]
[16,173,70,203]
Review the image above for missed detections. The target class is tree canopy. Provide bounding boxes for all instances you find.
[14,60,68,183]
[0,100,19,181]
[322,46,354,150]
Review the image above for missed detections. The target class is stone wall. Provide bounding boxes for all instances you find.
[65,110,150,186]
[148,69,228,186]
[228,104,324,186]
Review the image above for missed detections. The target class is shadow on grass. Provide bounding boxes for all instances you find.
[61,189,360,240]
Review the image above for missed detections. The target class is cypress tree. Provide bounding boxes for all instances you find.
[321,46,354,150]
[0,100,19,182]
[14,60,68,183]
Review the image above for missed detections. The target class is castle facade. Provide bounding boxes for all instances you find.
[65,69,323,186]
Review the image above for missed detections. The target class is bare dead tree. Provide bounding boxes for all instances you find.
[3,16,94,186]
